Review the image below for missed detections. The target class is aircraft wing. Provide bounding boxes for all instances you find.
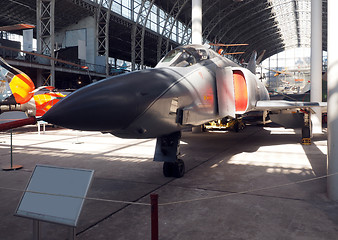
[254,100,327,112]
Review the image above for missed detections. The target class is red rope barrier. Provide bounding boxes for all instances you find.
[0,117,36,131]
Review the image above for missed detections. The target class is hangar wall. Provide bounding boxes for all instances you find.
[54,16,97,69]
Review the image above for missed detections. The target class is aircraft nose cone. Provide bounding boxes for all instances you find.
[42,69,176,131]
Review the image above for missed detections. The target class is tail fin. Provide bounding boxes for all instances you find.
[256,50,266,65]
[247,51,257,74]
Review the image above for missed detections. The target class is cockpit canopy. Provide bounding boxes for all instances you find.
[155,45,213,68]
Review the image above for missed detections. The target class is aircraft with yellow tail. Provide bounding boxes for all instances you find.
[0,58,66,130]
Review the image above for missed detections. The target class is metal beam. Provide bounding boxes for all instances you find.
[36,0,55,87]
[96,0,113,76]
[204,0,271,43]
[131,0,155,70]
[157,0,189,61]
[203,0,260,43]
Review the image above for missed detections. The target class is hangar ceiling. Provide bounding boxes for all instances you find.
[155,0,327,62]
[0,0,328,66]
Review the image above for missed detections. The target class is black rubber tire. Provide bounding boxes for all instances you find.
[234,121,239,132]
[163,162,174,177]
[172,159,185,178]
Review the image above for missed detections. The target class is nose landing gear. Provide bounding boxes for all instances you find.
[154,131,185,178]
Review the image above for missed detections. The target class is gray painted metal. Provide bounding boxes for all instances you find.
[42,44,324,138]
[42,45,265,137]
[42,44,325,177]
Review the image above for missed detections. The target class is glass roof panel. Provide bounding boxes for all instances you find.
[269,0,311,49]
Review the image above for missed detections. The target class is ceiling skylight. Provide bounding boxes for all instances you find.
[269,0,311,49]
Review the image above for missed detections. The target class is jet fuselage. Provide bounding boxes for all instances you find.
[43,44,269,138]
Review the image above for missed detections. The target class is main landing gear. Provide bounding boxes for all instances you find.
[301,110,312,145]
[154,131,185,178]
[228,118,245,132]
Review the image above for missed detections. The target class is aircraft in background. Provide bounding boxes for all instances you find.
[43,44,326,178]
[0,58,67,130]
[0,23,35,31]
[209,42,248,57]
[0,57,35,106]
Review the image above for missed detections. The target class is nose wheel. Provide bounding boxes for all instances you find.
[163,159,185,178]
[154,131,185,178]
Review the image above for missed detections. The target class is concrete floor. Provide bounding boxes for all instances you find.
[0,124,337,240]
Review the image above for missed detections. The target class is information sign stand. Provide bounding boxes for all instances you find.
[33,220,41,240]
[15,165,94,239]
[69,226,76,240]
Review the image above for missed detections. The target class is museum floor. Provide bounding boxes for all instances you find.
[1,124,337,240]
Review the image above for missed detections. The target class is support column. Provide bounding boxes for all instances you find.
[36,69,43,87]
[191,0,202,45]
[327,0,338,201]
[36,0,55,87]
[96,0,113,77]
[310,0,322,134]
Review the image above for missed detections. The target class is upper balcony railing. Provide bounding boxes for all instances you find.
[0,45,129,76]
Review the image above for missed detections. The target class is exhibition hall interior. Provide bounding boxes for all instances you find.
[0,1,337,239]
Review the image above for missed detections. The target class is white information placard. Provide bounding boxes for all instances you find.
[15,165,94,227]
[23,29,33,52]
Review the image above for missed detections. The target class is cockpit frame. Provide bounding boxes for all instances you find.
[156,45,213,68]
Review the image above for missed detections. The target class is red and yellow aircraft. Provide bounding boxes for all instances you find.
[0,58,66,130]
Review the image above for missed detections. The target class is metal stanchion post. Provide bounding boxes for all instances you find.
[150,194,159,240]
[2,129,23,171]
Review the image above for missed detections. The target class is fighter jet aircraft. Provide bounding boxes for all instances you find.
[42,44,325,178]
